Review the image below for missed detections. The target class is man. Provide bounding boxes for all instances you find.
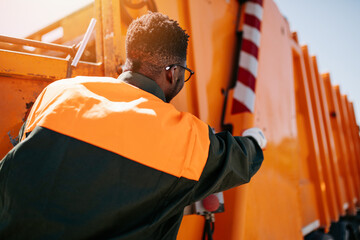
[0,12,265,239]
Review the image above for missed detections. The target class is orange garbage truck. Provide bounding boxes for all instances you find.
[0,0,359,239]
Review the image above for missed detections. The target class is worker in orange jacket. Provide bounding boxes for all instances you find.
[0,12,266,239]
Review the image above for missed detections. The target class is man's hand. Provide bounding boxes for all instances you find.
[242,128,267,149]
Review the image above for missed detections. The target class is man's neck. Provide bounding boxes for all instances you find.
[117,71,167,102]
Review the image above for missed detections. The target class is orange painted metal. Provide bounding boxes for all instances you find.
[217,0,305,238]
[341,95,360,204]
[100,0,124,78]
[348,101,360,193]
[0,50,103,158]
[292,49,321,236]
[173,0,201,117]
[312,57,342,221]
[177,0,251,238]
[322,73,347,216]
[302,45,336,228]
[334,86,357,214]
[293,45,330,233]
[0,76,50,158]
[0,5,104,158]
[1,0,360,239]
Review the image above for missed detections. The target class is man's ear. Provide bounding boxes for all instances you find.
[166,66,176,84]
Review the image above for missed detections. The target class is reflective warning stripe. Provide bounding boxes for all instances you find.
[233,81,256,112]
[232,0,264,114]
[245,2,264,20]
[243,25,261,47]
[239,51,258,78]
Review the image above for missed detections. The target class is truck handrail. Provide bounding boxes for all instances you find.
[0,35,75,55]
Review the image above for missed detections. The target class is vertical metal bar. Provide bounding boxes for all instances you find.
[95,0,104,65]
[71,18,97,67]
[334,86,357,215]
[348,101,360,199]
[66,55,73,78]
[310,55,339,222]
[322,73,347,216]
[341,95,360,204]
[177,0,200,117]
[111,0,123,71]
[296,45,330,229]
[101,0,118,77]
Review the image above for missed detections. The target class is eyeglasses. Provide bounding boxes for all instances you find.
[165,64,194,82]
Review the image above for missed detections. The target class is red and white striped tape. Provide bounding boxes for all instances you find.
[231,0,263,114]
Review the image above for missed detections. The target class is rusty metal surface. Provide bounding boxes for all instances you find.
[0,76,50,157]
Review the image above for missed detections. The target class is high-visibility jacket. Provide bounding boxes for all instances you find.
[0,71,264,239]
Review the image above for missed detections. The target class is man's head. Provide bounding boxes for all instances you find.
[124,12,190,102]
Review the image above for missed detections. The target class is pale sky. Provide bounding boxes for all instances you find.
[274,0,360,123]
[1,0,359,123]
[0,0,93,37]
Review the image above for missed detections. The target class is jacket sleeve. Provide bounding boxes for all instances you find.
[191,126,264,202]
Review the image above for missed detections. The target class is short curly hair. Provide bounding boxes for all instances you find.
[125,12,189,79]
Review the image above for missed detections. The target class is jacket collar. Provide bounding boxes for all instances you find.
[117,71,166,102]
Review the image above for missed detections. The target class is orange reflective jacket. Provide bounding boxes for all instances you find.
[1,72,263,239]
[24,73,210,181]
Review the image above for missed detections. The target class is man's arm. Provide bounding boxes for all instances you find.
[191,127,264,202]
